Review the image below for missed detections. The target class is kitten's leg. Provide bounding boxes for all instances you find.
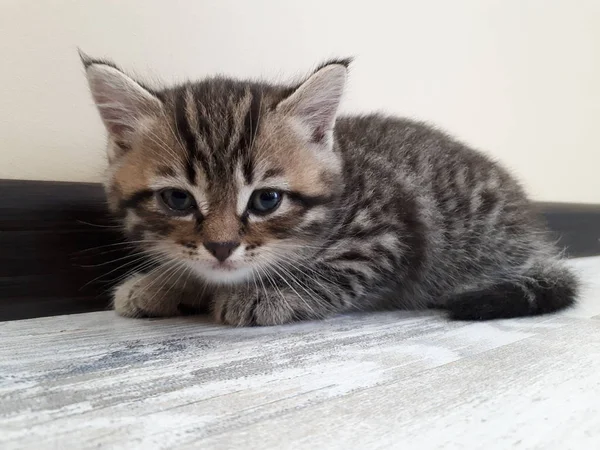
[213,266,365,326]
[113,270,210,318]
[212,286,326,327]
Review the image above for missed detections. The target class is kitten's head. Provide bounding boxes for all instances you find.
[82,54,349,284]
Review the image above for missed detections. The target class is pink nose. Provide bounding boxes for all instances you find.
[203,241,240,262]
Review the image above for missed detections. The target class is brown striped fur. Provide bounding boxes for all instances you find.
[83,54,578,326]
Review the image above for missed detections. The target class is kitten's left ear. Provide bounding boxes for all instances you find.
[277,59,350,145]
[80,50,163,148]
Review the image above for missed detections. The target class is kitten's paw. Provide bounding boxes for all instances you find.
[213,289,296,327]
[113,274,148,318]
[113,273,182,319]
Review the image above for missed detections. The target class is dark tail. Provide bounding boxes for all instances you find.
[446,263,578,321]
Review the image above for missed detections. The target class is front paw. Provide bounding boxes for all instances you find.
[113,273,183,318]
[212,288,297,327]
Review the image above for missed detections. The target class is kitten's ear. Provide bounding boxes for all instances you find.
[80,51,162,145]
[277,59,350,145]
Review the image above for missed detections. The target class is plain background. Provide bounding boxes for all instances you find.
[1,0,598,203]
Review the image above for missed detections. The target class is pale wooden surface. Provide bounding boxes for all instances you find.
[1,257,599,450]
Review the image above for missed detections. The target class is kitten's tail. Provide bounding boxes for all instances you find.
[446,260,578,320]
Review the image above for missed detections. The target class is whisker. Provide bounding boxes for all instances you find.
[159,104,191,165]
[76,251,151,268]
[76,220,123,229]
[131,259,183,301]
[73,239,166,254]
[268,265,318,318]
[79,245,171,289]
[272,262,331,314]
[103,258,164,290]
[256,265,291,315]
[258,247,338,286]
[145,128,182,163]
[162,260,193,301]
[139,260,189,307]
[79,252,158,290]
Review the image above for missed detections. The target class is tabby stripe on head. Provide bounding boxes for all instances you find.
[119,190,154,210]
[263,168,284,180]
[189,86,215,181]
[191,93,215,181]
[191,85,215,148]
[157,166,176,177]
[287,192,332,209]
[239,88,263,184]
[174,92,199,184]
[221,108,237,155]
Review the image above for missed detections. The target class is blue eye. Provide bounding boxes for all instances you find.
[159,189,195,214]
[249,190,282,215]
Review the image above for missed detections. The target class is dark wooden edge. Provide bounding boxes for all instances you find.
[1,179,599,322]
[533,202,600,258]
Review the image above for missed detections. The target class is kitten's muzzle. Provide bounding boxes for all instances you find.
[203,241,240,262]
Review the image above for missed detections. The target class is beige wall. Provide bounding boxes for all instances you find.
[1,0,598,203]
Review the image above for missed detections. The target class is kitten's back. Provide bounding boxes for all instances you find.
[330,114,576,318]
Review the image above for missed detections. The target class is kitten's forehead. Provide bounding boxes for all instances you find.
[158,79,291,184]
[109,76,340,214]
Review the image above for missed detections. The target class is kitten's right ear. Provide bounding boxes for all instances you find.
[276,59,349,148]
[80,51,162,147]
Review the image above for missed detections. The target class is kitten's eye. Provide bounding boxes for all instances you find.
[248,189,282,215]
[158,189,195,214]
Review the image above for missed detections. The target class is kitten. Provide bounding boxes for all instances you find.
[82,54,578,326]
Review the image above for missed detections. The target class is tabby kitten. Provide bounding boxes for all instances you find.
[82,54,578,326]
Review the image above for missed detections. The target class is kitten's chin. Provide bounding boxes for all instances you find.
[187,262,253,285]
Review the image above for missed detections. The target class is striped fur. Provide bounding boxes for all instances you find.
[83,56,578,326]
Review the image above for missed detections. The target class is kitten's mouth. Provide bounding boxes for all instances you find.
[211,261,238,271]
[187,260,252,284]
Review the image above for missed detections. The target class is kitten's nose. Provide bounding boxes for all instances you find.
[203,241,240,262]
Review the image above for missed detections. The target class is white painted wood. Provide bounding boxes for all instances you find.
[1,257,599,450]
